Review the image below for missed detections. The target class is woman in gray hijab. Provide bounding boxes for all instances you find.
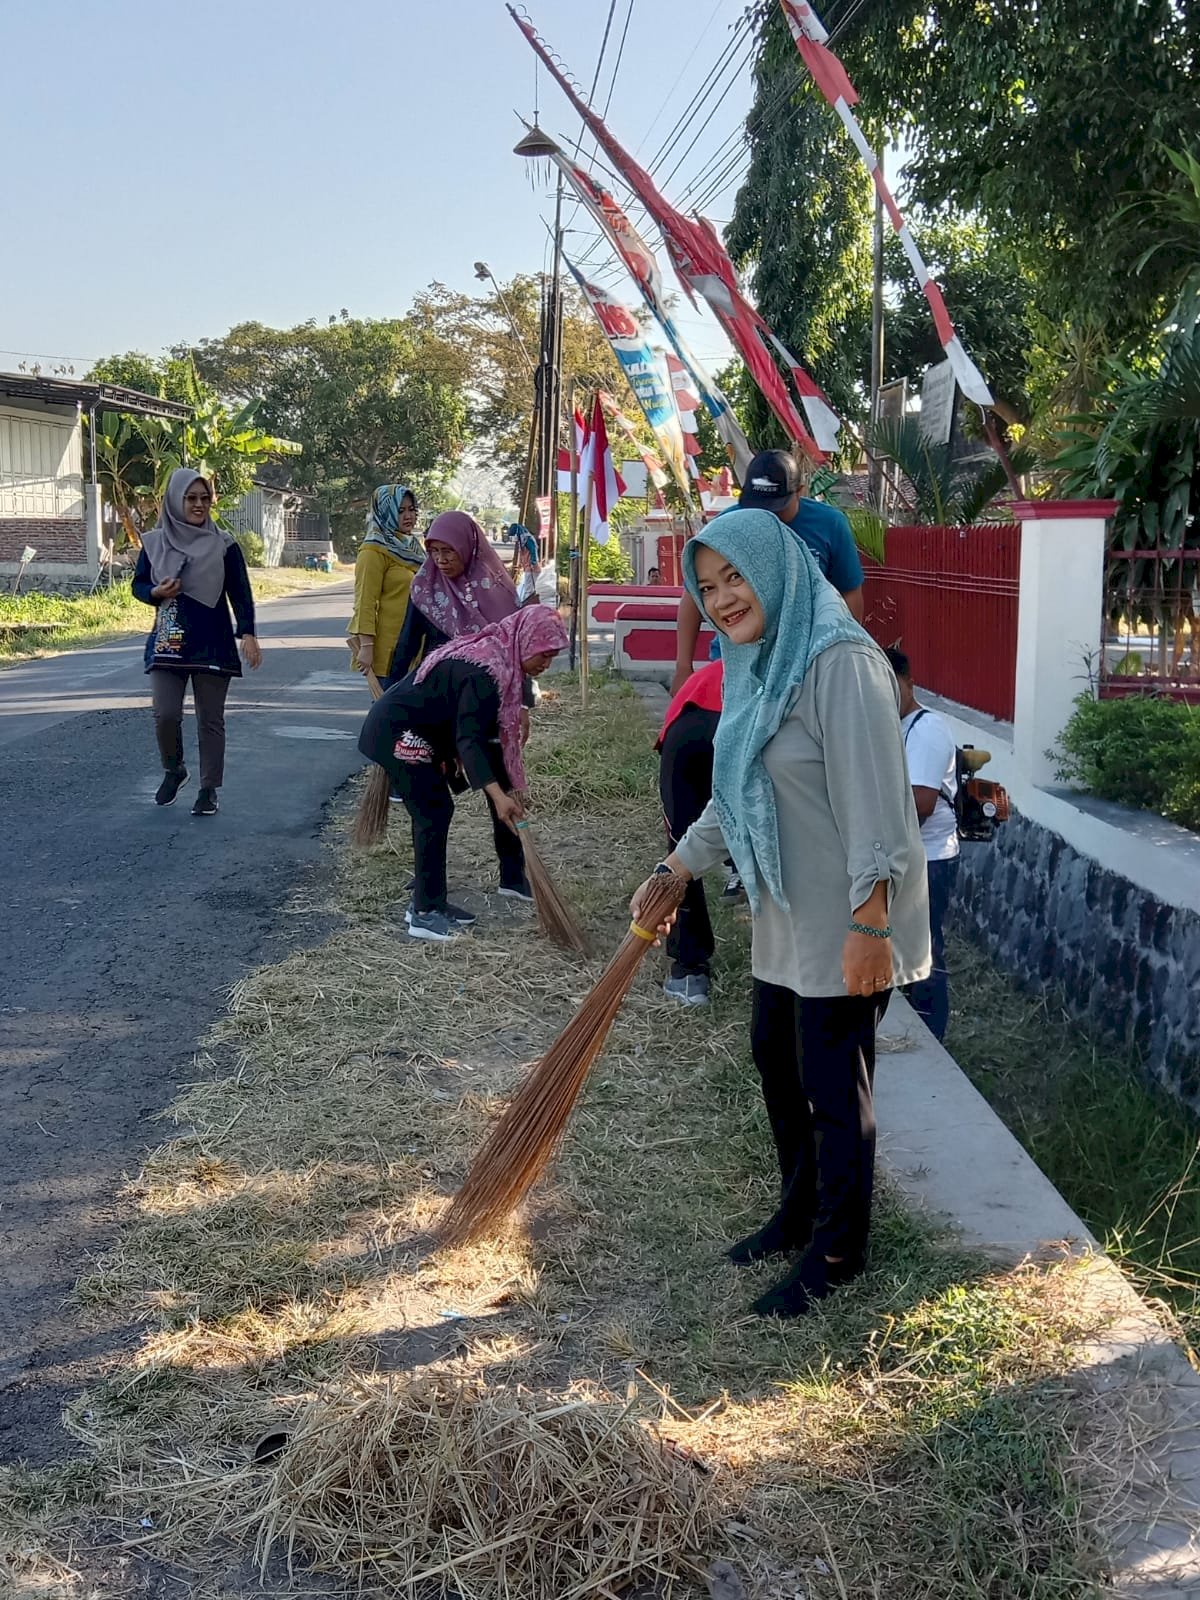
[132,468,262,815]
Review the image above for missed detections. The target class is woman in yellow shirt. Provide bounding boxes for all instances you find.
[348,485,423,679]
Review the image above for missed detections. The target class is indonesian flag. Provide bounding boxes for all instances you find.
[586,395,624,546]
[666,355,703,472]
[555,409,589,493]
[599,391,669,490]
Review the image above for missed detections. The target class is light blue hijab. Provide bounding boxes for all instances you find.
[683,508,872,913]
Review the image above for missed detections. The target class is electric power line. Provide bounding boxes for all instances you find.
[645,14,752,178]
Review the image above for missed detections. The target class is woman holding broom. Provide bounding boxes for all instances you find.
[348,485,423,682]
[359,605,568,942]
[630,509,930,1319]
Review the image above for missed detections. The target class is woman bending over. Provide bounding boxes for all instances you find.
[359,606,568,941]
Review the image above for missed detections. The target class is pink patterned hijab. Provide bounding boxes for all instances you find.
[414,605,568,790]
[409,512,519,636]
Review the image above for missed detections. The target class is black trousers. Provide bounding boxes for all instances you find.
[150,668,231,789]
[658,704,719,978]
[385,752,525,912]
[750,981,889,1263]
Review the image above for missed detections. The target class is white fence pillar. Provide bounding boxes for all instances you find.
[85,484,104,577]
[1011,499,1117,786]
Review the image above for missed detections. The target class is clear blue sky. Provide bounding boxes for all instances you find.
[0,0,754,375]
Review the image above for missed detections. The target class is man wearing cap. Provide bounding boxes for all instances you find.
[670,449,865,693]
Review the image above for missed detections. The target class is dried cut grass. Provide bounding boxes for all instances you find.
[40,677,1149,1598]
[163,1376,717,1600]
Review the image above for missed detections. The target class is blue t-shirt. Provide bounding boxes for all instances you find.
[788,498,864,592]
[708,498,864,658]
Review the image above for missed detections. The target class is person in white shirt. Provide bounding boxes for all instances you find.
[886,648,959,1042]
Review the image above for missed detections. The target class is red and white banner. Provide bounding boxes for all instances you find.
[507,6,839,464]
[779,0,992,407]
[598,391,669,491]
[585,394,624,546]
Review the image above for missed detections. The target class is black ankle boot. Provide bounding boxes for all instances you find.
[726,1211,807,1266]
[752,1250,863,1319]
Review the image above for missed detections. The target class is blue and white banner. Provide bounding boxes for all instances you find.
[565,255,692,498]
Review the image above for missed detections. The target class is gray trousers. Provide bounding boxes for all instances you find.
[150,669,230,789]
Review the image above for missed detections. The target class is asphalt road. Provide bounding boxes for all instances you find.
[0,583,369,1463]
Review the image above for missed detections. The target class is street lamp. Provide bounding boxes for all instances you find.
[473,260,535,376]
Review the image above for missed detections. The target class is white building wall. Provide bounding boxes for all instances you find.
[0,403,85,518]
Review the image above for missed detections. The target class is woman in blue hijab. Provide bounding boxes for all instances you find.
[631,509,930,1318]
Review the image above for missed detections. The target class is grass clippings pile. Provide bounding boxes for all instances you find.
[5,675,1140,1598]
[168,1376,716,1599]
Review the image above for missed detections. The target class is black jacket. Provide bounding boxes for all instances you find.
[133,543,256,675]
[358,659,510,791]
[388,599,535,708]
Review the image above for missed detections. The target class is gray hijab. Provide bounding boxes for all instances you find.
[141,468,233,610]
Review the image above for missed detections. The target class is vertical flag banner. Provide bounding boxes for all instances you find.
[507,6,839,464]
[779,0,993,407]
[586,394,624,546]
[565,256,693,499]
[540,139,752,475]
[598,392,670,491]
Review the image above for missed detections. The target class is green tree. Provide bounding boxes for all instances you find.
[414,275,624,505]
[726,3,873,439]
[848,0,1200,340]
[86,354,296,543]
[189,313,470,550]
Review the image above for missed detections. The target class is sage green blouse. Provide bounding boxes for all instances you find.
[673,640,932,998]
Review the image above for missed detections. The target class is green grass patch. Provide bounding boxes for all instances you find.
[0,581,145,659]
[949,933,1200,1350]
[0,566,347,666]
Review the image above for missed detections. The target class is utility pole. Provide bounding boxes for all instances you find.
[546,171,565,561]
[868,150,885,510]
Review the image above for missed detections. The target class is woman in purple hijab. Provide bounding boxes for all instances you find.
[387,511,520,684]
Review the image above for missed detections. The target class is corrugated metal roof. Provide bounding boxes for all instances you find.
[0,372,192,421]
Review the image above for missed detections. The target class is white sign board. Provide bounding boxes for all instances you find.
[919,361,957,445]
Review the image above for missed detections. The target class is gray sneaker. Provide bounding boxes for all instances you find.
[404,901,476,927]
[663,973,710,1006]
[407,909,464,943]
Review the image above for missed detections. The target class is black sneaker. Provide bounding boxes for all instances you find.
[155,768,188,807]
[499,879,535,903]
[405,901,476,927]
[407,909,464,943]
[191,787,219,817]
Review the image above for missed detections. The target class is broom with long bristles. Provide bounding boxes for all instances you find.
[438,871,688,1247]
[352,668,391,848]
[515,819,590,955]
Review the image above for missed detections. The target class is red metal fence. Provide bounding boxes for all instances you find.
[1099,547,1200,703]
[862,523,1022,722]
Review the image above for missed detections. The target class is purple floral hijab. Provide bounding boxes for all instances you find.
[409,512,519,637]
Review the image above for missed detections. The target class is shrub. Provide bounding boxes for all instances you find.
[235,530,265,567]
[1054,693,1200,831]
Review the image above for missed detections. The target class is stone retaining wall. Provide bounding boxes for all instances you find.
[954,809,1200,1112]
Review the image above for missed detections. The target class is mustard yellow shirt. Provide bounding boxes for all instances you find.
[349,544,418,678]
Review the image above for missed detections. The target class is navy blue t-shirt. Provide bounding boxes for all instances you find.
[707,497,864,658]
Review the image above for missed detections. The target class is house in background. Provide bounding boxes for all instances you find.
[0,372,189,590]
[228,465,332,567]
